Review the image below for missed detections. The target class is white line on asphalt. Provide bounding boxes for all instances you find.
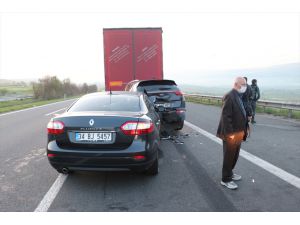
[0,99,75,117]
[45,108,66,116]
[185,120,300,189]
[34,174,68,212]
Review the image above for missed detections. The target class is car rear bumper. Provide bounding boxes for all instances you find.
[161,110,185,123]
[47,140,158,172]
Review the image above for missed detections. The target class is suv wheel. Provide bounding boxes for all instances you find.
[175,121,184,130]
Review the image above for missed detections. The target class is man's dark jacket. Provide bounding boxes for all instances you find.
[217,89,248,141]
[242,84,253,117]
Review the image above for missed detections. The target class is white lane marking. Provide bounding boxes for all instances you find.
[45,107,66,116]
[0,99,75,117]
[34,174,68,212]
[185,120,300,189]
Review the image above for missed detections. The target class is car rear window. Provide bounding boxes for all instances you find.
[137,85,178,92]
[68,94,141,112]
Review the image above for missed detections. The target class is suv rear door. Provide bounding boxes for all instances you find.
[135,80,185,110]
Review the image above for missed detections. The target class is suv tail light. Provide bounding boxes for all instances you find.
[176,108,186,114]
[174,90,183,96]
[121,121,154,136]
[47,120,65,135]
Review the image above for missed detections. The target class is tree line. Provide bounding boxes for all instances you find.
[32,76,98,100]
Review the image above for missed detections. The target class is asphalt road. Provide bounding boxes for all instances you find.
[0,100,299,211]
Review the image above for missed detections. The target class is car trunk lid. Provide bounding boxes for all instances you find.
[54,111,142,150]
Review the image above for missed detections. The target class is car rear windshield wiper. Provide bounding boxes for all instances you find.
[158,88,172,91]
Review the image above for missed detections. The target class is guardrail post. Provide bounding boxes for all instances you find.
[288,109,292,118]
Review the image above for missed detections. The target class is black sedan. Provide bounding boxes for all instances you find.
[46,92,161,175]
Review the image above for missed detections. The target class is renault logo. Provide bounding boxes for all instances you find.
[89,119,94,126]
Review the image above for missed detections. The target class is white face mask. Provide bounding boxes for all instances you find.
[238,85,247,94]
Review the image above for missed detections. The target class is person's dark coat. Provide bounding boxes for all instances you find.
[217,89,248,141]
[250,84,260,101]
[242,84,253,117]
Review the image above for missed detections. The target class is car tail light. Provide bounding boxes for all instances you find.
[47,153,56,158]
[174,90,183,96]
[121,121,154,136]
[176,108,186,114]
[47,120,65,135]
[133,155,146,160]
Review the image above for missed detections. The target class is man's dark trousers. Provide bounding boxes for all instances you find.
[222,136,243,182]
[251,100,257,121]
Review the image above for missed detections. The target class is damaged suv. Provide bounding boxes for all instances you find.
[125,80,186,130]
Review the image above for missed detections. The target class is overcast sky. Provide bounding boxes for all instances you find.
[0,1,300,85]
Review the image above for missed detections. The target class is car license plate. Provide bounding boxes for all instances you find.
[75,132,112,142]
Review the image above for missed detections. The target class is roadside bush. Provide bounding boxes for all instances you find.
[32,76,98,100]
[0,88,8,96]
[32,76,63,100]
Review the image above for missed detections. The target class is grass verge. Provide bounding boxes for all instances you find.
[0,85,33,95]
[0,96,81,114]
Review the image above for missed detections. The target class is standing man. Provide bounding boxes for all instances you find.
[250,79,260,123]
[217,77,249,190]
[242,77,253,121]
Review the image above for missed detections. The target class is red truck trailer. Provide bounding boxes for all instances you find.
[103,28,163,91]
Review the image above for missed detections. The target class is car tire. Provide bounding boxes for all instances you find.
[175,121,184,130]
[145,154,159,176]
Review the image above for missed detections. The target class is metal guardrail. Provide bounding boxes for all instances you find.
[0,95,34,102]
[15,95,34,100]
[185,94,300,118]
